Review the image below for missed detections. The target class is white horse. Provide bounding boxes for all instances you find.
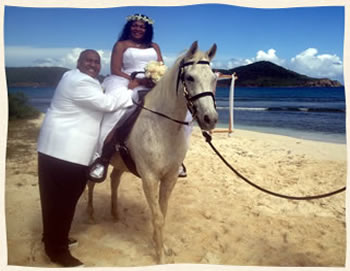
[87,41,218,263]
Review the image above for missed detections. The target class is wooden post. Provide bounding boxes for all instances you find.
[211,72,238,134]
[228,73,238,134]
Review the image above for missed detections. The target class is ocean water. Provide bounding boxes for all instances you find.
[9,86,55,113]
[215,86,346,143]
[8,86,347,144]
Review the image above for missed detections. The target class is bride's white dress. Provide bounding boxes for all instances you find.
[97,47,158,153]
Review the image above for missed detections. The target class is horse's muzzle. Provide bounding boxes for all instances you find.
[197,110,218,131]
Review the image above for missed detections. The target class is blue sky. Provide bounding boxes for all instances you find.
[4,4,345,82]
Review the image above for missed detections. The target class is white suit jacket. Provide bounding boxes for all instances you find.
[37,69,132,166]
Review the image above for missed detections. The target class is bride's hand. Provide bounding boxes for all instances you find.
[128,79,139,89]
[128,78,155,89]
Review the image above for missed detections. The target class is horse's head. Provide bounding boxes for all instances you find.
[178,41,218,131]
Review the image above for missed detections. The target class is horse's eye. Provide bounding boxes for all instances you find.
[186,75,194,82]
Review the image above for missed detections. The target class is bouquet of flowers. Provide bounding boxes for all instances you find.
[144,61,168,83]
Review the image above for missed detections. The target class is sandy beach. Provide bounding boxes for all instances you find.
[5,114,347,268]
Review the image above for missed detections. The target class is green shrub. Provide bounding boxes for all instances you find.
[8,92,40,120]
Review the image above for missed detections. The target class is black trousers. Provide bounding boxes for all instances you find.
[38,152,87,256]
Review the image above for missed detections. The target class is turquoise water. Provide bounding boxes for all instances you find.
[8,86,346,144]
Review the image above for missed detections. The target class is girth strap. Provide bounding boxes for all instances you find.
[116,144,140,178]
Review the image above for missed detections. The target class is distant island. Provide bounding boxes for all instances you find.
[6,67,69,87]
[214,61,342,87]
[6,61,342,88]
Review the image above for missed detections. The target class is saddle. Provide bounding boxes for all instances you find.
[112,90,149,177]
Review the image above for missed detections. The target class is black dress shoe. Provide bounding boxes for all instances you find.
[68,238,78,248]
[88,158,108,183]
[49,251,84,267]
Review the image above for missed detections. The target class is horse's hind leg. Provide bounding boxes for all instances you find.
[142,176,166,264]
[87,181,96,223]
[110,168,123,221]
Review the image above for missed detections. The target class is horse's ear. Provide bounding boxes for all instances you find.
[207,43,217,60]
[186,41,198,57]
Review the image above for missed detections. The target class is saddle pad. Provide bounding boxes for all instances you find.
[113,90,148,144]
[113,89,149,177]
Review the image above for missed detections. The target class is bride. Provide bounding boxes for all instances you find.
[89,14,189,182]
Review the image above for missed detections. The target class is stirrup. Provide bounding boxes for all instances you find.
[88,158,108,183]
[178,163,187,178]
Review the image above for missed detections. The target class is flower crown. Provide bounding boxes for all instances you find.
[126,14,154,25]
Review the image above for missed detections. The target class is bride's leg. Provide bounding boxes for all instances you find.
[88,125,119,183]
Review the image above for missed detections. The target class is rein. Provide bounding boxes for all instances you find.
[132,98,191,125]
[202,131,346,200]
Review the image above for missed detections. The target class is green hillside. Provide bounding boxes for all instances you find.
[214,61,342,87]
[6,67,69,87]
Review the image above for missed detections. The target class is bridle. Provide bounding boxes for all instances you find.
[176,59,216,118]
[133,59,217,125]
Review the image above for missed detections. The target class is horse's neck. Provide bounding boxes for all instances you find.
[130,63,189,164]
[144,64,188,122]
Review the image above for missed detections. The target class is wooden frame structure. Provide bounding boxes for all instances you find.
[211,72,238,134]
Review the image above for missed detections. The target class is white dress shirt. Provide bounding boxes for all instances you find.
[37,69,133,166]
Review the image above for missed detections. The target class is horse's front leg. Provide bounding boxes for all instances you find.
[142,176,166,264]
[87,181,96,223]
[159,173,178,218]
[110,168,123,221]
[159,174,178,257]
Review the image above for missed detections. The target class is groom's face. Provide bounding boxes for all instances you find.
[77,50,101,79]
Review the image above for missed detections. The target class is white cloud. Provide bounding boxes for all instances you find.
[290,48,343,81]
[212,58,252,69]
[255,48,286,66]
[212,48,285,70]
[212,48,343,83]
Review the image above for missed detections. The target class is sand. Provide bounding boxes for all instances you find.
[5,114,347,268]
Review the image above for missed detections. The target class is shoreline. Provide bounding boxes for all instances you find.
[207,126,346,162]
[213,122,346,144]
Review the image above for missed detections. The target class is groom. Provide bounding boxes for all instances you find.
[37,49,132,267]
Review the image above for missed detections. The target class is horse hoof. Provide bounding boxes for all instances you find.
[157,255,165,265]
[164,245,175,256]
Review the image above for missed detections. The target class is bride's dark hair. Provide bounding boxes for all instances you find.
[118,14,154,47]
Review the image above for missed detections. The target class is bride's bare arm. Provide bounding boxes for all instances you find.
[152,43,163,62]
[110,42,132,80]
